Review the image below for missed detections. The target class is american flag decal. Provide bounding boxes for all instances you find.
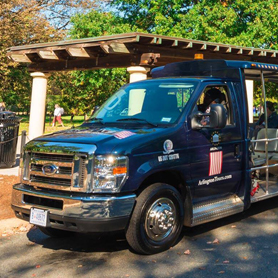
[209,151,223,176]
[114,131,135,139]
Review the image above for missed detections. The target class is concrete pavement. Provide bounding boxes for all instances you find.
[2,197,278,278]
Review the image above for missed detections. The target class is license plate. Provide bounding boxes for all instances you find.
[30,208,49,227]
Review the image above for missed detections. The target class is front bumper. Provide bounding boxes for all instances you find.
[12,183,136,233]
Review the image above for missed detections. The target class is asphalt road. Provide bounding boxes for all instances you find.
[1,197,278,278]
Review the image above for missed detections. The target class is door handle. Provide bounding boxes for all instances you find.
[234,144,241,161]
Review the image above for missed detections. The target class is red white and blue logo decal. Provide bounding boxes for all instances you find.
[209,151,223,176]
[114,130,135,139]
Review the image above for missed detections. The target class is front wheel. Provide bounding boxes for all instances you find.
[126,183,184,254]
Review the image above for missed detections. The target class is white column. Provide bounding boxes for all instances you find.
[29,72,50,140]
[127,66,150,83]
[245,80,254,123]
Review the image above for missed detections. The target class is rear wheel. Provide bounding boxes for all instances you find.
[126,183,184,254]
[38,226,74,237]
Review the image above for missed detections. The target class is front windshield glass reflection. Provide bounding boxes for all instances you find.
[90,79,198,125]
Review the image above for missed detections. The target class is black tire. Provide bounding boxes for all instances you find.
[126,183,184,254]
[38,226,74,238]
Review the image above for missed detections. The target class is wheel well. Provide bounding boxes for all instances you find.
[136,171,187,199]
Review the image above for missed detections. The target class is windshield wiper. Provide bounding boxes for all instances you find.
[87,117,104,125]
[117,118,158,127]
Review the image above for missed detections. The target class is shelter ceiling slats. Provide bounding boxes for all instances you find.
[7,32,278,72]
[157,38,178,47]
[184,42,193,49]
[244,69,278,83]
[27,54,142,72]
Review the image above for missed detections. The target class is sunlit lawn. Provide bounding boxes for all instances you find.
[19,115,86,137]
[18,114,261,137]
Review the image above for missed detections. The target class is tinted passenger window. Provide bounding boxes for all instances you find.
[196,85,233,126]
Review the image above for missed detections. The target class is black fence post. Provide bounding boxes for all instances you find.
[20,130,27,158]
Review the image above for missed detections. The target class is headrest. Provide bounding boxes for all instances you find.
[205,88,221,101]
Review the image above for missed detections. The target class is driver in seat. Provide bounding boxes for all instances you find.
[198,88,222,126]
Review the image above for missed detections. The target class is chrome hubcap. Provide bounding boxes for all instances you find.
[145,198,177,242]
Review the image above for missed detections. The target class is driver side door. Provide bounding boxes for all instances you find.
[187,83,244,205]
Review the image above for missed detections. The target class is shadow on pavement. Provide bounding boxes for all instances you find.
[27,228,130,253]
[26,196,278,254]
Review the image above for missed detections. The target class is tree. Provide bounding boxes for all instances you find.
[109,0,191,34]
[0,0,98,111]
[55,10,137,119]
[110,0,278,49]
[110,0,278,106]
[69,9,136,38]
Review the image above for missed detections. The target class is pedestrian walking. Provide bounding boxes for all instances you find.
[52,104,64,127]
[0,102,5,112]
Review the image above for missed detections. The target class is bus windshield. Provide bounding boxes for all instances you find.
[90,79,198,126]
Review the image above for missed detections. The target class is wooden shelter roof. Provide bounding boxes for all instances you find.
[7,32,278,72]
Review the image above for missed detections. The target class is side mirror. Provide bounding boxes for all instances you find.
[92,106,100,114]
[191,111,204,129]
[210,104,227,129]
[191,104,227,129]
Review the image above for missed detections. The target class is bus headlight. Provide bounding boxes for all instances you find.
[93,155,128,193]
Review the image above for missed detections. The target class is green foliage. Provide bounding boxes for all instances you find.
[4,1,278,114]
[0,0,98,112]
[69,10,136,38]
[254,82,278,108]
[110,0,278,106]
[55,10,138,116]
[50,68,128,116]
[111,0,278,48]
[0,1,57,112]
[111,0,192,33]
[1,67,32,112]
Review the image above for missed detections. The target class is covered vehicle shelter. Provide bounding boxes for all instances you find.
[6,32,278,139]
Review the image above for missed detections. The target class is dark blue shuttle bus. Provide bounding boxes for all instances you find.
[12,60,278,254]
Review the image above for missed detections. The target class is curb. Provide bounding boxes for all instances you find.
[0,166,19,176]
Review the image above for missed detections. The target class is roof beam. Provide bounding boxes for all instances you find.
[7,32,278,70]
[38,50,59,60]
[28,55,134,72]
[100,43,130,54]
[8,52,31,63]
[66,47,90,57]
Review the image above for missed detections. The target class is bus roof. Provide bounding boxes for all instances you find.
[151,60,278,83]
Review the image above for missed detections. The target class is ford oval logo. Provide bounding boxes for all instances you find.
[42,163,59,176]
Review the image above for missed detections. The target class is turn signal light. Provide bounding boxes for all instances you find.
[194,53,204,60]
[113,166,127,175]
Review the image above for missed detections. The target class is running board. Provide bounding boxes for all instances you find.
[192,196,244,226]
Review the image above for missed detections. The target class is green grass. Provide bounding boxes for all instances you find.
[18,114,261,137]
[19,115,86,137]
